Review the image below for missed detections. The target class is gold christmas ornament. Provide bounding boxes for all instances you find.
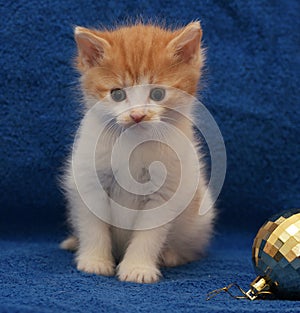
[207,209,300,301]
[248,208,300,300]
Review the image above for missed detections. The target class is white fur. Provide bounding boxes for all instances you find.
[61,86,216,283]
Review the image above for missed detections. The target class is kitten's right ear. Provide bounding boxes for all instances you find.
[167,22,202,64]
[74,26,110,71]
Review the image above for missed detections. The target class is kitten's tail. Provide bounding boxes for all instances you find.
[59,235,78,251]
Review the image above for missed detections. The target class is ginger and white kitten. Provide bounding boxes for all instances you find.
[60,22,216,283]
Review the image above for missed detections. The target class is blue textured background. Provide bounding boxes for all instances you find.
[0,1,299,312]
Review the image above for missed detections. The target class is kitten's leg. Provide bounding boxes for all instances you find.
[117,224,170,283]
[63,160,115,276]
[75,206,115,276]
[161,197,215,267]
[160,247,188,267]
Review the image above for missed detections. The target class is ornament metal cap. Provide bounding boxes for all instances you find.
[245,276,277,300]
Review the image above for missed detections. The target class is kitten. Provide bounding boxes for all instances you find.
[60,21,216,283]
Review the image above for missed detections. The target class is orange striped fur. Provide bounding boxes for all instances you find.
[75,22,204,100]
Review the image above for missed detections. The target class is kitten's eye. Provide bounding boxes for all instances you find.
[111,88,127,102]
[150,88,165,101]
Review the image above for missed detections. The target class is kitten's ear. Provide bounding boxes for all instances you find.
[74,26,110,71]
[167,22,202,63]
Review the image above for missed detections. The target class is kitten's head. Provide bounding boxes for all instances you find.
[75,22,204,126]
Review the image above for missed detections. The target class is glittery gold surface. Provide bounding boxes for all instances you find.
[252,209,300,299]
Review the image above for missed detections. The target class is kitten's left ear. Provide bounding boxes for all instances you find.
[167,22,202,63]
[74,26,111,71]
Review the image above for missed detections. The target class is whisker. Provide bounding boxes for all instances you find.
[100,120,123,145]
[152,123,170,149]
[160,116,178,123]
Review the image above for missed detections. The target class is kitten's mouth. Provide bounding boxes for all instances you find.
[117,109,161,126]
[118,117,159,128]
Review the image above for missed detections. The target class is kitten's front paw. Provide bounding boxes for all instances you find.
[117,261,161,283]
[76,255,115,276]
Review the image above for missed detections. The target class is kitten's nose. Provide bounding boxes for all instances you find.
[130,112,146,123]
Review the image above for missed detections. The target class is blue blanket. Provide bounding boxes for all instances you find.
[1,0,299,312]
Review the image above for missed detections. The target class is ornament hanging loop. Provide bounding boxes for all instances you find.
[207,278,276,301]
[206,283,249,300]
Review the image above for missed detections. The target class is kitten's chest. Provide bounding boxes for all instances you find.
[96,140,180,200]
[96,140,172,178]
